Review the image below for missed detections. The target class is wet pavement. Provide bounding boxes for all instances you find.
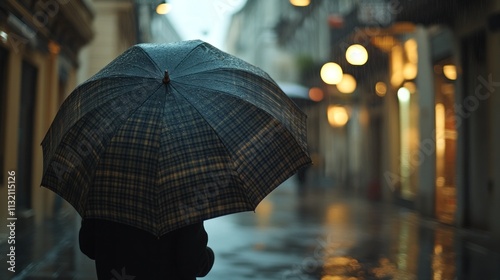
[1,178,500,280]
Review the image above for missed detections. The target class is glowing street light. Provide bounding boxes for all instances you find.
[443,65,457,80]
[346,44,368,66]
[327,105,349,127]
[156,1,172,15]
[290,0,310,6]
[397,87,411,103]
[375,81,387,97]
[336,74,356,94]
[320,62,343,85]
[403,62,417,80]
[308,87,324,102]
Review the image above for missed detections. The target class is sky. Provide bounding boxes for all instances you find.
[163,0,247,50]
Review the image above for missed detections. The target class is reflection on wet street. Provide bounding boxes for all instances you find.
[1,179,499,279]
[203,180,500,280]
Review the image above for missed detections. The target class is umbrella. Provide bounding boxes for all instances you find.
[41,40,311,237]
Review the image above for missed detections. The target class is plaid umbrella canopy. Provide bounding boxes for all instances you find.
[41,40,311,237]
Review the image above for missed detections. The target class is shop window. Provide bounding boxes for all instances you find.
[434,57,457,224]
[392,38,419,200]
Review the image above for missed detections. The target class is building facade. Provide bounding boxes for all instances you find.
[0,0,94,242]
[226,0,500,239]
[386,0,500,236]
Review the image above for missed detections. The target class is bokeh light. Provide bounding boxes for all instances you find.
[156,2,172,15]
[346,44,368,66]
[320,62,343,85]
[443,65,457,80]
[375,81,387,97]
[308,87,324,102]
[327,105,349,127]
[290,0,311,6]
[336,74,356,94]
[397,87,411,102]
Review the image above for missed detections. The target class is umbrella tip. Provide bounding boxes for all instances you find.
[163,70,170,84]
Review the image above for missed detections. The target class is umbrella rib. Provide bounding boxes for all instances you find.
[165,42,206,75]
[174,68,301,113]
[173,68,280,97]
[80,82,164,214]
[164,83,258,217]
[42,78,157,157]
[136,42,206,77]
[168,81,239,172]
[137,47,163,75]
[169,82,308,208]
[174,77,309,157]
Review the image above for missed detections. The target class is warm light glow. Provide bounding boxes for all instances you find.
[359,108,369,126]
[404,39,418,64]
[156,2,172,14]
[320,275,342,280]
[401,39,418,80]
[290,0,310,6]
[327,105,349,127]
[324,256,353,267]
[403,81,417,94]
[391,44,404,87]
[308,87,324,102]
[436,103,446,153]
[397,87,411,103]
[443,65,457,80]
[336,74,356,94]
[326,205,349,224]
[346,44,368,65]
[436,176,445,187]
[320,62,343,85]
[48,41,60,55]
[403,62,417,80]
[441,83,455,95]
[371,36,397,52]
[434,244,443,254]
[375,82,387,97]
[398,86,412,199]
[255,198,273,229]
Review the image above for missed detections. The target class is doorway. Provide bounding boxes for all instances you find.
[434,57,457,224]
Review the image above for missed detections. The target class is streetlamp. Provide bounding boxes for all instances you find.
[308,87,324,102]
[320,62,343,85]
[155,1,171,15]
[397,86,411,102]
[327,105,349,127]
[336,74,357,94]
[375,81,387,97]
[443,65,457,80]
[290,0,311,7]
[345,44,368,66]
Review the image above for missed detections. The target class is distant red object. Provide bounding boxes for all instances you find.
[328,15,344,28]
[368,179,381,201]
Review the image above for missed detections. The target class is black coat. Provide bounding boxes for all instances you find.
[79,219,214,280]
